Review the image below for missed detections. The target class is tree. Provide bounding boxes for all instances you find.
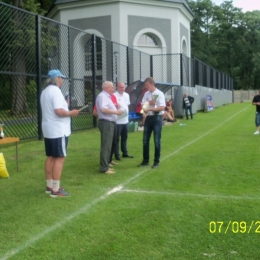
[1,0,52,115]
[187,0,260,89]
[233,11,260,89]
[188,0,216,65]
[10,0,28,115]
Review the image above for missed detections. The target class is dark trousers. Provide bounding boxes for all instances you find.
[143,115,162,164]
[110,122,117,163]
[115,123,128,157]
[98,120,115,172]
[185,105,193,119]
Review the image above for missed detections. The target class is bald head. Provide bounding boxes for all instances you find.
[117,82,126,94]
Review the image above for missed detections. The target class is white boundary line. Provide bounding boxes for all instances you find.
[0,105,250,260]
[120,189,260,201]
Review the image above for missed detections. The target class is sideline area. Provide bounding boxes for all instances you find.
[1,103,258,260]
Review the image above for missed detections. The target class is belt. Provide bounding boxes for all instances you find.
[99,119,115,122]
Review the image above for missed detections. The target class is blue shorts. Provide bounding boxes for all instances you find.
[44,136,68,157]
[256,112,260,127]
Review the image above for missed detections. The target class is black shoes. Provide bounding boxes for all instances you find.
[138,161,149,167]
[122,154,133,158]
[138,161,159,168]
[151,162,159,169]
[115,156,121,161]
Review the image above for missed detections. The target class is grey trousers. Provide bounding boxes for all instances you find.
[98,119,115,172]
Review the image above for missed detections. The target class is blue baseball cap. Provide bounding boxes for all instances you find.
[47,70,66,78]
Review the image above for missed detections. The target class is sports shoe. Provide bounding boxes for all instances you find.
[50,189,71,198]
[46,186,64,194]
[254,131,259,135]
[46,186,52,194]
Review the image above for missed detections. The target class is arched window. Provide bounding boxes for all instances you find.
[181,39,188,55]
[137,34,158,46]
[85,37,102,71]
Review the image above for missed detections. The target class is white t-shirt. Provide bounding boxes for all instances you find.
[141,88,166,116]
[40,85,71,138]
[114,91,130,124]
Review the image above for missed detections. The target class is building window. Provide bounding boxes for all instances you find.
[85,37,102,71]
[137,34,158,46]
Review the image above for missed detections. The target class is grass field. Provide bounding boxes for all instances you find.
[1,102,260,260]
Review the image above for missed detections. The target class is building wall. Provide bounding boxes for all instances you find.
[68,16,112,40]
[180,23,189,55]
[47,0,193,56]
[128,15,171,53]
[174,86,233,117]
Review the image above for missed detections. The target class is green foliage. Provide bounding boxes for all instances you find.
[25,80,37,113]
[187,0,260,89]
[0,0,50,14]
[0,76,11,110]
[85,87,100,104]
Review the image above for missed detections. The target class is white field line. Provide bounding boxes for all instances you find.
[120,189,260,201]
[0,105,249,260]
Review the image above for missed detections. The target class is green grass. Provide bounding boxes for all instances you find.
[1,102,260,260]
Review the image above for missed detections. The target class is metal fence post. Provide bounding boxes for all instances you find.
[92,34,97,127]
[126,47,130,87]
[150,55,153,78]
[140,52,142,80]
[68,27,73,131]
[111,43,114,84]
[36,15,42,140]
[180,53,183,86]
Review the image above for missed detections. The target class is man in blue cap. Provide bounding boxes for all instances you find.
[40,70,80,197]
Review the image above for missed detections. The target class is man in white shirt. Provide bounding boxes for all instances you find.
[96,81,123,174]
[138,77,165,169]
[114,82,133,160]
[40,70,80,197]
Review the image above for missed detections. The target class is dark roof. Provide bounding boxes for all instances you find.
[126,80,180,112]
[47,0,193,17]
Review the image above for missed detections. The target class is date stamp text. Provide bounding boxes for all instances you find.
[209,221,260,234]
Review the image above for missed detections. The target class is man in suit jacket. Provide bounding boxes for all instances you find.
[183,93,194,120]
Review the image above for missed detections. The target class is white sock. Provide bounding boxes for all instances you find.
[52,180,60,192]
[46,180,52,188]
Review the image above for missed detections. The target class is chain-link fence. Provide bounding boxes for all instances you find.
[0,2,233,140]
[193,58,233,90]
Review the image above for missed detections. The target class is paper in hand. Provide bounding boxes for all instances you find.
[79,105,89,111]
[117,109,128,119]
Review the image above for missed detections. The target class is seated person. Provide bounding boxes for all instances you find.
[162,110,175,122]
[165,99,176,122]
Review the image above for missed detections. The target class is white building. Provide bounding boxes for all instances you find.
[47,0,193,57]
